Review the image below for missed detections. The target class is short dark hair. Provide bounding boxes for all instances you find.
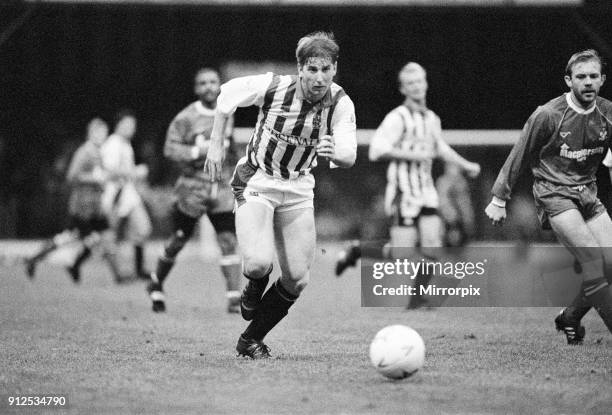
[113,108,136,128]
[565,49,605,76]
[295,31,339,67]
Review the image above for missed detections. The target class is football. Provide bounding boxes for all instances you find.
[369,325,426,380]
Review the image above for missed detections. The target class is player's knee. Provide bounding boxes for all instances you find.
[216,231,237,256]
[242,254,274,279]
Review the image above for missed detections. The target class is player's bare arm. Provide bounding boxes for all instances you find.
[437,139,481,177]
[204,110,228,181]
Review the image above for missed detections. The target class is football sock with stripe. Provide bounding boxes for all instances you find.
[242,279,298,341]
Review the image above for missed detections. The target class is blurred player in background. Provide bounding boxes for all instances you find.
[25,118,122,282]
[101,110,152,280]
[336,62,480,308]
[205,31,357,359]
[147,67,242,314]
[437,161,476,248]
[485,49,612,343]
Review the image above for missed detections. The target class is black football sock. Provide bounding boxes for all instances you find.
[564,291,591,323]
[582,278,612,333]
[134,245,145,276]
[242,279,298,341]
[153,256,175,288]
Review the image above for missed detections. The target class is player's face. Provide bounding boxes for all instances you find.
[89,123,108,146]
[298,56,337,103]
[194,71,221,107]
[399,70,428,102]
[565,60,606,108]
[116,116,137,140]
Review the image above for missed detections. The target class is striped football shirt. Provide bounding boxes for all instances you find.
[217,72,356,179]
[370,105,442,216]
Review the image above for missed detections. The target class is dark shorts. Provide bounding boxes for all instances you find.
[172,203,235,239]
[532,180,606,230]
[174,175,234,218]
[68,215,109,236]
[393,206,439,227]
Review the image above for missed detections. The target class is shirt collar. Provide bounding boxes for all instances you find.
[565,92,597,114]
[195,100,216,116]
[295,76,334,108]
[403,98,428,115]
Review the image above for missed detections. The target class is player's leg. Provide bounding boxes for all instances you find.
[127,200,152,278]
[408,211,442,309]
[557,210,612,338]
[385,212,420,309]
[584,211,612,333]
[335,240,362,277]
[209,211,242,314]
[238,206,315,358]
[65,218,96,283]
[235,201,276,322]
[24,227,79,279]
[148,204,199,312]
[98,228,123,283]
[549,209,612,335]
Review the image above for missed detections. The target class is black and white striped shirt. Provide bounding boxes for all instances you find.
[217,72,356,179]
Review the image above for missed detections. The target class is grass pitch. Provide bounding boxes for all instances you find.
[1,241,611,414]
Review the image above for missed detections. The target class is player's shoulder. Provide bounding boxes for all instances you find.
[71,142,89,159]
[538,95,566,112]
[596,96,612,113]
[530,95,566,122]
[329,82,352,105]
[425,108,441,122]
[173,101,198,121]
[101,134,119,148]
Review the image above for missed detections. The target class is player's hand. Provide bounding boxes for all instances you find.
[134,164,149,180]
[317,135,335,161]
[485,201,506,226]
[91,166,107,183]
[204,137,225,181]
[195,134,209,158]
[465,162,481,178]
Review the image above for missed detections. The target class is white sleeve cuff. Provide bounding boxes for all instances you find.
[491,196,507,208]
[191,146,200,159]
[603,149,612,168]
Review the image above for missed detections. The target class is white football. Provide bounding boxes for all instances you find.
[369,325,425,380]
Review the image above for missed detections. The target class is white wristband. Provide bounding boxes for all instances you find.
[491,196,506,208]
[191,146,200,159]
